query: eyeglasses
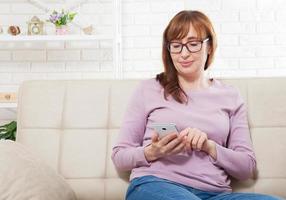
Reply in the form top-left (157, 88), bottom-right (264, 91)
top-left (167, 38), bottom-right (210, 54)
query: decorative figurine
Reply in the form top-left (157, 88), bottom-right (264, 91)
top-left (82, 25), bottom-right (94, 35)
top-left (8, 26), bottom-right (21, 36)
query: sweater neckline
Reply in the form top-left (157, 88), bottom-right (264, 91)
top-left (184, 78), bottom-right (217, 95)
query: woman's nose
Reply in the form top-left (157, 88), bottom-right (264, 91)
top-left (180, 46), bottom-right (191, 58)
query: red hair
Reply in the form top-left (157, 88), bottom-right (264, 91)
top-left (156, 10), bottom-right (217, 104)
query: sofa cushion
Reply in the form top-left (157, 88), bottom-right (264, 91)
top-left (0, 140), bottom-right (77, 200)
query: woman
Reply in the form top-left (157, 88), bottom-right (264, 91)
top-left (112, 10), bottom-right (282, 200)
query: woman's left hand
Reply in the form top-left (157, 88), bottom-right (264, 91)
top-left (181, 127), bottom-right (217, 159)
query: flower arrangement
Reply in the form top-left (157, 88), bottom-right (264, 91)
top-left (48, 9), bottom-right (77, 27)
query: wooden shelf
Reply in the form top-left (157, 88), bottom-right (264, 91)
top-left (0, 34), bottom-right (113, 42)
top-left (0, 92), bottom-right (17, 108)
top-left (0, 92), bottom-right (17, 102)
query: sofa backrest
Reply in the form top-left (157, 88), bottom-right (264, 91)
top-left (16, 79), bottom-right (286, 199)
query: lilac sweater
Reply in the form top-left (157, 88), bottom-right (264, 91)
top-left (111, 78), bottom-right (256, 192)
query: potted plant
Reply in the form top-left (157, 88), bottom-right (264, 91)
top-left (0, 121), bottom-right (17, 141)
top-left (47, 9), bottom-right (77, 35)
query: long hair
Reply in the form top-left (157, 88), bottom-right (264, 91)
top-left (156, 10), bottom-right (217, 104)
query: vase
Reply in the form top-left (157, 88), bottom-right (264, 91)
top-left (55, 25), bottom-right (68, 35)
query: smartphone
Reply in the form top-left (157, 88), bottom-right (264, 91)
top-left (150, 123), bottom-right (178, 138)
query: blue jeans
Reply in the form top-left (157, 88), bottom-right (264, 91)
top-left (126, 175), bottom-right (284, 200)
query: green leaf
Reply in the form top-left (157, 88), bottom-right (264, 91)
top-left (68, 13), bottom-right (77, 22)
top-left (61, 15), bottom-right (68, 25)
top-left (0, 121), bottom-right (17, 141)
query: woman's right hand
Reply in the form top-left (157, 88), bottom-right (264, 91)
top-left (144, 132), bottom-right (186, 162)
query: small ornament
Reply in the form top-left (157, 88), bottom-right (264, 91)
top-left (82, 25), bottom-right (94, 35)
top-left (27, 16), bottom-right (44, 35)
top-left (8, 26), bottom-right (21, 36)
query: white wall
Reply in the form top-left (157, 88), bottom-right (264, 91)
top-left (1, 0), bottom-right (286, 123)
top-left (122, 0), bottom-right (286, 78)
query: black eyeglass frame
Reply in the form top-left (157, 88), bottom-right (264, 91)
top-left (167, 37), bottom-right (210, 54)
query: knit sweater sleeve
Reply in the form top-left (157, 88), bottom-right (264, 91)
top-left (210, 90), bottom-right (257, 180)
top-left (111, 81), bottom-right (151, 171)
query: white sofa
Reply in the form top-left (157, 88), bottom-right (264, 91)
top-left (15, 78), bottom-right (286, 200)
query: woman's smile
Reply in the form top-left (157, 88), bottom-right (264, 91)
top-left (179, 60), bottom-right (194, 67)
